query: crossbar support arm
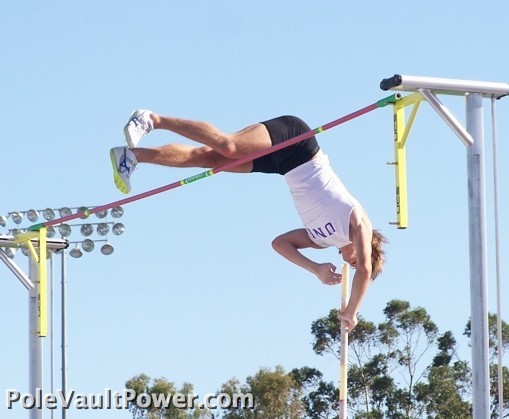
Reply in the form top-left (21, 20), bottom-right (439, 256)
top-left (0, 248), bottom-right (34, 290)
top-left (418, 89), bottom-right (474, 147)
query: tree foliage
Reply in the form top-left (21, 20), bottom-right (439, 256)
top-left (126, 300), bottom-right (509, 418)
top-left (310, 299), bottom-right (475, 418)
top-left (219, 365), bottom-right (304, 418)
top-left (464, 313), bottom-right (509, 417)
top-left (125, 374), bottom-right (208, 418)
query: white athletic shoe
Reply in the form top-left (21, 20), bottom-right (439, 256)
top-left (124, 109), bottom-right (154, 148)
top-left (110, 147), bottom-right (137, 194)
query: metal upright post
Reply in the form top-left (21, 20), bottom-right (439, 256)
top-left (466, 93), bottom-right (490, 419)
top-left (50, 254), bottom-right (55, 419)
top-left (380, 74), bottom-right (509, 418)
top-left (28, 255), bottom-right (43, 419)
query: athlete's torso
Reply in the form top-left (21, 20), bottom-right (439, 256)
top-left (284, 150), bottom-right (364, 248)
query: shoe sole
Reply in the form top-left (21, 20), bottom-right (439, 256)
top-left (110, 149), bottom-right (129, 194)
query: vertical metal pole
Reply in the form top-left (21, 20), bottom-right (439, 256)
top-left (61, 250), bottom-right (68, 419)
top-left (29, 256), bottom-right (43, 419)
top-left (466, 93), bottom-right (490, 419)
top-left (50, 254), bottom-right (54, 419)
top-left (490, 97), bottom-right (504, 419)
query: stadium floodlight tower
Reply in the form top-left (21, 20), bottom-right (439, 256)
top-left (381, 74), bottom-right (509, 419)
top-left (0, 205), bottom-right (125, 419)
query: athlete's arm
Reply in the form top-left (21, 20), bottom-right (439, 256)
top-left (339, 208), bottom-right (373, 330)
top-left (272, 228), bottom-right (342, 285)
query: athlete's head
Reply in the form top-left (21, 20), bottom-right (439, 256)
top-left (339, 229), bottom-right (387, 280)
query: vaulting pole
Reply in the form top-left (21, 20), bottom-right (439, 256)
top-left (28, 94), bottom-right (400, 232)
top-left (339, 263), bottom-right (350, 419)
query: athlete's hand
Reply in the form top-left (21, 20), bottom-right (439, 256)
top-left (315, 263), bottom-right (342, 285)
top-left (338, 310), bottom-right (358, 331)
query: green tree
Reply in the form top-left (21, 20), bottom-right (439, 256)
top-left (125, 374), bottom-right (209, 419)
top-left (290, 366), bottom-right (339, 419)
top-left (380, 299), bottom-right (439, 417)
top-left (218, 377), bottom-right (254, 419)
top-left (413, 332), bottom-right (471, 418)
top-left (126, 303), bottom-right (509, 418)
top-left (310, 299), bottom-right (470, 418)
top-left (464, 313), bottom-right (509, 418)
top-left (219, 366), bottom-right (304, 418)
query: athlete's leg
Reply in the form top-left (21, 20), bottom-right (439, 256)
top-left (151, 114), bottom-right (272, 159)
top-left (133, 144), bottom-right (253, 173)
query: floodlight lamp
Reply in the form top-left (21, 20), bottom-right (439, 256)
top-left (82, 239), bottom-right (95, 252)
top-left (27, 209), bottom-right (39, 222)
top-left (10, 229), bottom-right (22, 236)
top-left (0, 216), bottom-right (7, 227)
top-left (97, 223), bottom-right (109, 236)
top-left (80, 224), bottom-right (94, 237)
top-left (111, 206), bottom-right (124, 218)
top-left (101, 243), bottom-right (114, 255)
top-left (95, 209), bottom-right (108, 219)
top-left (59, 207), bottom-right (72, 217)
top-left (77, 206), bottom-right (90, 219)
top-left (112, 223), bottom-right (125, 236)
top-left (46, 226), bottom-right (56, 238)
top-left (43, 208), bottom-right (56, 221)
top-left (5, 247), bottom-right (16, 259)
top-left (11, 211), bottom-right (23, 224)
top-left (59, 224), bottom-right (72, 237)
top-left (69, 246), bottom-right (83, 258)
top-left (22, 247), bottom-right (29, 257)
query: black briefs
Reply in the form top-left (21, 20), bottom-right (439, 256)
top-left (253, 115), bottom-right (320, 175)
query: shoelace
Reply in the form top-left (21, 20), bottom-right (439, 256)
top-left (119, 149), bottom-right (135, 174)
top-left (132, 115), bottom-right (151, 132)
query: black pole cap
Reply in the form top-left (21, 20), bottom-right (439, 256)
top-left (380, 74), bottom-right (403, 91)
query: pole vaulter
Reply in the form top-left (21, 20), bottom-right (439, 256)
top-left (13, 93), bottom-right (398, 419)
top-left (28, 93), bottom-right (400, 232)
top-left (21, 93), bottom-right (399, 342)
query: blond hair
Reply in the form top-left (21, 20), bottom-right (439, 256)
top-left (371, 230), bottom-right (388, 280)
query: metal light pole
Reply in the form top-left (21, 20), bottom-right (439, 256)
top-left (61, 248), bottom-right (68, 419)
top-left (0, 236), bottom-right (67, 419)
top-left (466, 93), bottom-right (490, 417)
top-left (28, 255), bottom-right (43, 419)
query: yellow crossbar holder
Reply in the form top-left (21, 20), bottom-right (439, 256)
top-left (14, 228), bottom-right (48, 337)
top-left (388, 92), bottom-right (424, 229)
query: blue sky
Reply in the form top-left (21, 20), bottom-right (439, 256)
top-left (2, 1), bottom-right (509, 417)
